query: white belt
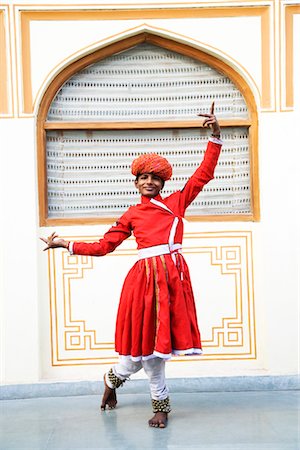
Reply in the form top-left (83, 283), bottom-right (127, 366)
top-left (138, 243), bottom-right (182, 260)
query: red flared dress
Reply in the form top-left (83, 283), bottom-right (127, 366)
top-left (72, 139), bottom-right (222, 361)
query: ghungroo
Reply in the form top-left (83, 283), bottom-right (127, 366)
top-left (152, 397), bottom-right (171, 413)
top-left (107, 368), bottom-right (124, 389)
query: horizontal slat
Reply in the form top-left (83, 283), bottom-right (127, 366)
top-left (44, 119), bottom-right (251, 130)
top-left (47, 43), bottom-right (249, 122)
top-left (46, 127), bottom-right (251, 218)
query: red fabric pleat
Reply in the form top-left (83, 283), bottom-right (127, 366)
top-left (115, 254), bottom-right (202, 359)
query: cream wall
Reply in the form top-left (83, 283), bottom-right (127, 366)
top-left (0, 1), bottom-right (299, 385)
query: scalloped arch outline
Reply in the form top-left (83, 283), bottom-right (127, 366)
top-left (35, 23), bottom-right (260, 117)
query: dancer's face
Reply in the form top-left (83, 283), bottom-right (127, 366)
top-left (135, 173), bottom-right (164, 198)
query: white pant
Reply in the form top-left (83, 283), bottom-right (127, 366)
top-left (107, 356), bottom-right (169, 401)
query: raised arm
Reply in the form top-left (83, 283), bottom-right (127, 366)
top-left (198, 101), bottom-right (221, 138)
top-left (176, 102), bottom-right (222, 214)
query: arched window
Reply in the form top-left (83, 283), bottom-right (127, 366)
top-left (37, 33), bottom-right (259, 226)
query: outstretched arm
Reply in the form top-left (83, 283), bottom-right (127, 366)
top-left (40, 232), bottom-right (69, 251)
top-left (40, 213), bottom-right (132, 256)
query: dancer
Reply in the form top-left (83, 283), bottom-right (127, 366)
top-left (41, 102), bottom-right (222, 428)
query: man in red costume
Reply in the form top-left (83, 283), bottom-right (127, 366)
top-left (41, 103), bottom-right (222, 428)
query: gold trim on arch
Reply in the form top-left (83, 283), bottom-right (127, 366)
top-left (17, 5), bottom-right (273, 115)
top-left (282, 4), bottom-right (300, 110)
top-left (48, 231), bottom-right (256, 366)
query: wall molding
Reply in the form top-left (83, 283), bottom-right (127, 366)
top-left (15, 3), bottom-right (274, 116)
top-left (0, 6), bottom-right (13, 116)
top-left (280, 3), bottom-right (300, 110)
top-left (1, 375), bottom-right (299, 400)
top-left (3, 1), bottom-right (299, 117)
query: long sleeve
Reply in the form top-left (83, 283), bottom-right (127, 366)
top-left (72, 211), bottom-right (132, 256)
top-left (177, 138), bottom-right (222, 214)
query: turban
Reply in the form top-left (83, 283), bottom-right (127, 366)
top-left (131, 153), bottom-right (172, 181)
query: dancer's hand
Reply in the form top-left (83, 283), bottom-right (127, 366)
top-left (197, 101), bottom-right (221, 138)
top-left (40, 232), bottom-right (69, 251)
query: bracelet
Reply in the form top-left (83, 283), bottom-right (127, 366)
top-left (211, 133), bottom-right (221, 138)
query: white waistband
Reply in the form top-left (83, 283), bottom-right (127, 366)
top-left (138, 243), bottom-right (182, 260)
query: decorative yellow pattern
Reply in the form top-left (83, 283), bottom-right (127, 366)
top-left (48, 231), bottom-right (256, 366)
top-left (13, 3), bottom-right (273, 115)
top-left (62, 251), bottom-right (115, 351)
top-left (1, 2), bottom-right (299, 117)
top-left (199, 246), bottom-right (244, 347)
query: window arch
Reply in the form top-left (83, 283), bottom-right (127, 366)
top-left (37, 33), bottom-right (259, 226)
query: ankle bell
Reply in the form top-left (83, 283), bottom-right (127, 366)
top-left (152, 397), bottom-right (171, 413)
top-left (107, 368), bottom-right (125, 389)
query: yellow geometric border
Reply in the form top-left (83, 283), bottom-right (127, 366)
top-left (61, 252), bottom-right (114, 350)
top-left (172, 231), bottom-right (256, 362)
top-left (16, 4), bottom-right (273, 115)
top-left (48, 231), bottom-right (256, 366)
top-left (191, 246), bottom-right (244, 348)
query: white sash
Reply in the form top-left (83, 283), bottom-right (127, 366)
top-left (142, 199), bottom-right (182, 265)
top-left (138, 243), bottom-right (182, 260)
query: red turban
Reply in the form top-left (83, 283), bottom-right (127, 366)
top-left (131, 153), bottom-right (172, 181)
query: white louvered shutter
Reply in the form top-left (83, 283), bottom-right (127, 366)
top-left (46, 43), bottom-right (251, 218)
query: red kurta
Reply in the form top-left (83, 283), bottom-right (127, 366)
top-left (72, 140), bottom-right (222, 361)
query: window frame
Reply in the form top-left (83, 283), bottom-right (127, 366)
top-left (37, 32), bottom-right (259, 226)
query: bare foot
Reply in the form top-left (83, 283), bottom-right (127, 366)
top-left (148, 412), bottom-right (168, 428)
top-left (100, 375), bottom-right (117, 410)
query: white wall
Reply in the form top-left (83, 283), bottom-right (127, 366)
top-left (1, 119), bottom-right (40, 383)
top-left (0, 1), bottom-right (299, 385)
